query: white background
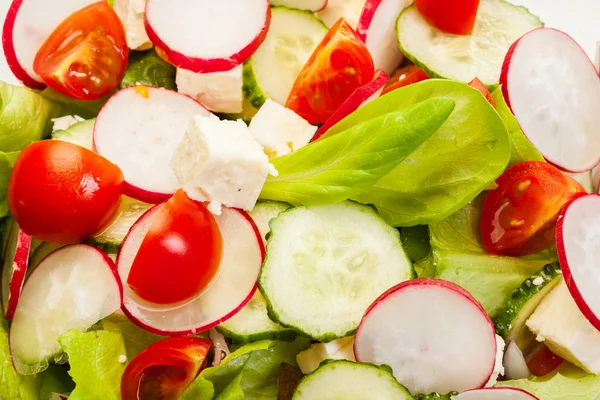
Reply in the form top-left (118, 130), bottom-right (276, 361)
top-left (0, 0), bottom-right (597, 84)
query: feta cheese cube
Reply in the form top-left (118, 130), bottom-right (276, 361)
top-left (526, 279), bottom-right (600, 373)
top-left (296, 336), bottom-right (355, 374)
top-left (114, 0), bottom-right (152, 51)
top-left (171, 115), bottom-right (277, 214)
top-left (51, 115), bottom-right (82, 132)
top-left (249, 99), bottom-right (317, 158)
top-left (176, 66), bottom-right (244, 114)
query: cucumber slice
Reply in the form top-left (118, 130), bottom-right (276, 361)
top-left (87, 196), bottom-right (151, 254)
top-left (243, 7), bottom-right (327, 107)
top-left (396, 0), bottom-right (543, 87)
top-left (259, 201), bottom-right (413, 342)
top-left (216, 201), bottom-right (294, 343)
top-left (51, 118), bottom-right (95, 150)
top-left (493, 262), bottom-right (562, 348)
top-left (28, 242), bottom-right (64, 271)
top-left (292, 360), bottom-right (413, 400)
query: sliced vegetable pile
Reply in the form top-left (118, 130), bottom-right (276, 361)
top-left (0, 0), bottom-right (598, 399)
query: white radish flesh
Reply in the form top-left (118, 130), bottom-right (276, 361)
top-left (10, 245), bottom-right (122, 375)
top-left (1, 220), bottom-right (30, 320)
top-left (145, 0), bottom-right (270, 73)
top-left (2, 0), bottom-right (98, 88)
top-left (501, 28), bottom-right (600, 172)
top-left (118, 205), bottom-right (264, 335)
top-left (93, 86), bottom-right (210, 203)
top-left (313, 69), bottom-right (388, 140)
top-left (269, 0), bottom-right (327, 12)
top-left (356, 0), bottom-right (411, 74)
top-left (556, 194), bottom-right (600, 330)
top-left (354, 278), bottom-right (497, 395)
top-left (454, 388), bottom-right (539, 400)
top-left (503, 340), bottom-right (531, 380)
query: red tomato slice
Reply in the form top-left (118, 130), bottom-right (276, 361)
top-left (121, 336), bottom-right (211, 400)
top-left (414, 0), bottom-right (480, 35)
top-left (382, 65), bottom-right (429, 95)
top-left (480, 161), bottom-right (586, 256)
top-left (285, 18), bottom-right (374, 124)
top-left (127, 190), bottom-right (222, 305)
top-left (33, 2), bottom-right (128, 100)
top-left (525, 342), bottom-right (563, 376)
top-left (468, 77), bottom-right (494, 106)
top-left (8, 140), bottom-right (124, 244)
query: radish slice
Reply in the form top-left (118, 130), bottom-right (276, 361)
top-left (503, 340), bottom-right (531, 380)
top-left (454, 388), bottom-right (539, 400)
top-left (2, 0), bottom-right (98, 88)
top-left (500, 28), bottom-right (600, 172)
top-left (313, 69), bottom-right (388, 140)
top-left (269, 0), bottom-right (328, 12)
top-left (354, 278), bottom-right (497, 395)
top-left (145, 0), bottom-right (270, 73)
top-left (9, 245), bottom-right (122, 375)
top-left (118, 205), bottom-right (264, 335)
top-left (556, 194), bottom-right (600, 330)
top-left (356, 0), bottom-right (410, 74)
top-left (1, 220), bottom-right (30, 320)
top-left (94, 86), bottom-right (210, 204)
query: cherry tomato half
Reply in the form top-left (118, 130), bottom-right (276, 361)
top-left (8, 140), bottom-right (124, 244)
top-left (33, 1), bottom-right (128, 100)
top-left (285, 18), bottom-right (374, 124)
top-left (525, 342), bottom-right (563, 377)
top-left (382, 65), bottom-right (429, 95)
top-left (414, 0), bottom-right (480, 35)
top-left (121, 336), bottom-right (211, 400)
top-left (480, 161), bottom-right (586, 256)
top-left (468, 77), bottom-right (494, 106)
top-left (127, 190), bottom-right (222, 305)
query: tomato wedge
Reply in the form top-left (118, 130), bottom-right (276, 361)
top-left (8, 140), bottom-right (124, 244)
top-left (33, 2), bottom-right (128, 100)
top-left (414, 0), bottom-right (480, 35)
top-left (525, 342), bottom-right (563, 377)
top-left (480, 161), bottom-right (586, 257)
top-left (127, 190), bottom-right (222, 305)
top-left (121, 337), bottom-right (211, 400)
top-left (285, 18), bottom-right (374, 124)
top-left (468, 77), bottom-right (494, 106)
top-left (382, 65), bottom-right (428, 95)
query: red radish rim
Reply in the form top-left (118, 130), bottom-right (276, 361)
top-left (3, 227), bottom-right (31, 320)
top-left (1, 0), bottom-right (46, 89)
top-left (556, 194), bottom-right (600, 330)
top-left (313, 69), bottom-right (388, 140)
top-left (118, 205), bottom-right (264, 336)
top-left (144, 3), bottom-right (271, 73)
top-left (354, 278), bottom-right (496, 390)
top-left (458, 387), bottom-right (540, 399)
top-left (355, 0), bottom-right (382, 42)
top-left (500, 28), bottom-right (600, 173)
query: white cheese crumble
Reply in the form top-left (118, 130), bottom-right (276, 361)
top-left (113, 0), bottom-right (153, 51)
top-left (176, 66), bottom-right (244, 114)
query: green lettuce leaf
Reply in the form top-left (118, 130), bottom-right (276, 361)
top-left (499, 364), bottom-right (600, 400)
top-left (430, 196), bottom-right (555, 317)
top-left (120, 49), bottom-right (177, 90)
top-left (400, 225), bottom-right (430, 263)
top-left (102, 313), bottom-right (166, 359)
top-left (38, 88), bottom-right (108, 120)
top-left (58, 324), bottom-right (128, 400)
top-left (259, 98), bottom-right (455, 206)
top-left (0, 151), bottom-right (20, 218)
top-left (491, 87), bottom-right (544, 166)
top-left (181, 338), bottom-right (310, 400)
top-left (0, 82), bottom-right (64, 152)
top-left (38, 366), bottom-right (75, 400)
top-left (319, 79), bottom-right (510, 227)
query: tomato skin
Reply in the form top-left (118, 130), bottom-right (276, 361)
top-left (121, 336), bottom-right (211, 400)
top-left (8, 140), bottom-right (123, 244)
top-left (127, 190), bottom-right (222, 305)
top-left (285, 18), bottom-right (374, 124)
top-left (480, 161), bottom-right (586, 256)
top-left (414, 0), bottom-right (480, 35)
top-left (468, 77), bottom-right (494, 106)
top-left (382, 65), bottom-right (429, 94)
top-left (525, 342), bottom-right (563, 376)
top-left (33, 2), bottom-right (128, 101)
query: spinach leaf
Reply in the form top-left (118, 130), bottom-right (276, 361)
top-left (321, 79), bottom-right (510, 227)
top-left (259, 97), bottom-right (455, 206)
top-left (120, 49), bottom-right (176, 91)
